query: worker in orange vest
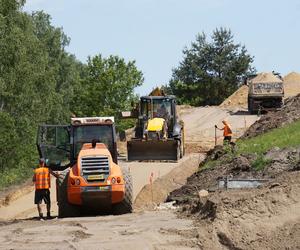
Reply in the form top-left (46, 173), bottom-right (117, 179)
top-left (215, 120), bottom-right (233, 145)
top-left (32, 158), bottom-right (59, 220)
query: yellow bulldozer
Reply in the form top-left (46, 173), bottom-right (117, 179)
top-left (123, 88), bottom-right (185, 161)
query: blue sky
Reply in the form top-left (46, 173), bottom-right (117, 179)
top-left (24, 0), bottom-right (300, 95)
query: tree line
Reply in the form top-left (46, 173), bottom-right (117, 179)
top-left (0, 0), bottom-right (254, 187)
top-left (168, 28), bottom-right (254, 106)
top-left (0, 0), bottom-right (143, 187)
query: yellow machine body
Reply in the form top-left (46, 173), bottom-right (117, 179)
top-left (147, 118), bottom-right (165, 132)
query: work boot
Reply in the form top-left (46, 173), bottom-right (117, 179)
top-left (39, 213), bottom-right (44, 221)
top-left (46, 212), bottom-right (51, 219)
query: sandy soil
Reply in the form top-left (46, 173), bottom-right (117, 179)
top-left (175, 172), bottom-right (300, 250)
top-left (0, 178), bottom-right (57, 220)
top-left (168, 103), bottom-right (300, 250)
top-left (0, 106), bottom-right (259, 249)
top-left (220, 85), bottom-right (249, 109)
top-left (284, 71), bottom-right (300, 98)
top-left (0, 211), bottom-right (201, 250)
top-left (122, 158), bottom-right (188, 201)
top-left (182, 106), bottom-right (259, 151)
top-left (134, 154), bottom-right (205, 210)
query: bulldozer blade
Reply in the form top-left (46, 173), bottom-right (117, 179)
top-left (127, 139), bottom-right (179, 161)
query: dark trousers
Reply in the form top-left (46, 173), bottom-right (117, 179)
top-left (223, 136), bottom-right (232, 145)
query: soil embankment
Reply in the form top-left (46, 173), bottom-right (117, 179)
top-left (169, 169), bottom-right (300, 249)
top-left (243, 94), bottom-right (300, 138)
top-left (168, 96), bottom-right (300, 249)
top-left (134, 153), bottom-right (205, 210)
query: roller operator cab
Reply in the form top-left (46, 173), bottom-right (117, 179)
top-left (37, 117), bottom-right (133, 217)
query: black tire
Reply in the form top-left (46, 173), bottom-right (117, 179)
top-left (180, 139), bottom-right (184, 158)
top-left (248, 97), bottom-right (252, 114)
top-left (176, 141), bottom-right (181, 161)
top-left (179, 125), bottom-right (185, 158)
top-left (113, 168), bottom-right (133, 215)
top-left (248, 98), bottom-right (255, 114)
top-left (56, 169), bottom-right (80, 218)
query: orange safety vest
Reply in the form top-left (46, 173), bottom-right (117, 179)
top-left (34, 167), bottom-right (50, 190)
top-left (223, 125), bottom-right (232, 137)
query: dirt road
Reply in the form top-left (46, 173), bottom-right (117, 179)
top-left (0, 106), bottom-right (258, 249)
top-left (0, 155), bottom-right (199, 220)
top-left (0, 211), bottom-right (201, 250)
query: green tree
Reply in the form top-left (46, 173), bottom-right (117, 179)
top-left (170, 28), bottom-right (254, 106)
top-left (0, 0), bottom-right (55, 174)
top-left (0, 0), bottom-right (143, 188)
top-left (0, 0), bottom-right (83, 187)
top-left (73, 55), bottom-right (143, 129)
top-left (31, 11), bottom-right (84, 123)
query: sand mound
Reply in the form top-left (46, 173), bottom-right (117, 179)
top-left (284, 71), bottom-right (300, 97)
top-left (220, 85), bottom-right (248, 109)
top-left (177, 105), bottom-right (193, 117)
top-left (220, 72), bottom-right (287, 109)
top-left (284, 71), bottom-right (300, 83)
top-left (251, 72), bottom-right (282, 83)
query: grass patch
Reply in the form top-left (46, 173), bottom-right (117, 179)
top-left (251, 155), bottom-right (272, 171)
top-left (200, 119), bottom-right (300, 172)
top-left (237, 119), bottom-right (300, 155)
top-left (200, 159), bottom-right (220, 170)
top-left (0, 166), bottom-right (33, 191)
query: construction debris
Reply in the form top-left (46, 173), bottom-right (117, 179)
top-left (155, 201), bottom-right (177, 211)
top-left (198, 189), bottom-right (209, 198)
top-left (218, 178), bottom-right (269, 189)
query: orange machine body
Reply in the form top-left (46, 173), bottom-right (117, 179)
top-left (65, 143), bottom-right (125, 207)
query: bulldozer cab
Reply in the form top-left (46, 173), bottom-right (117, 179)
top-left (140, 96), bottom-right (176, 131)
top-left (37, 118), bottom-right (118, 170)
top-left (128, 94), bottom-right (184, 161)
